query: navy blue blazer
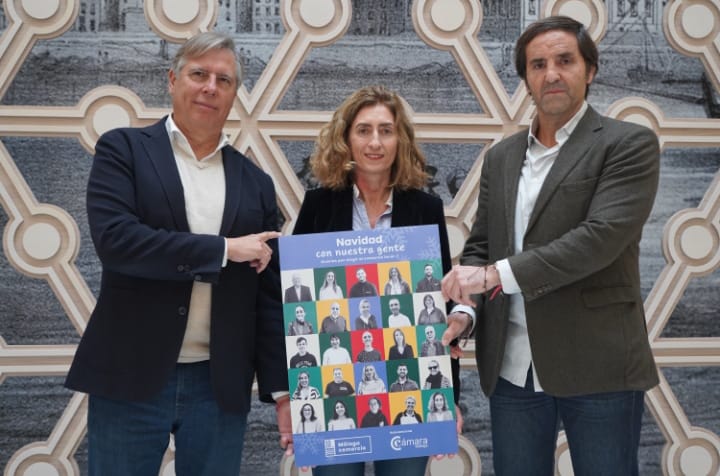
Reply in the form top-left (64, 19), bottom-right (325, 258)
top-left (66, 118), bottom-right (286, 414)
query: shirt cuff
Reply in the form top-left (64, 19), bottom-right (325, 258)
top-left (495, 258), bottom-right (520, 294)
top-left (449, 304), bottom-right (476, 337)
top-left (272, 391), bottom-right (290, 402)
top-left (222, 238), bottom-right (228, 268)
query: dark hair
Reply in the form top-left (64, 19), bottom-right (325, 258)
top-left (300, 403), bottom-right (317, 422)
top-left (514, 16), bottom-right (598, 98)
top-left (332, 399), bottom-right (348, 419)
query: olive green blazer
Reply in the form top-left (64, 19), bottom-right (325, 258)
top-left (462, 106), bottom-right (660, 397)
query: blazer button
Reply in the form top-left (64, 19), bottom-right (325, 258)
top-left (178, 306), bottom-right (187, 316)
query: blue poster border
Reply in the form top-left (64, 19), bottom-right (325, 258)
top-left (279, 225), bottom-right (458, 467)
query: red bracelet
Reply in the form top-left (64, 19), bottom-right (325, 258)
top-left (485, 264), bottom-right (502, 300)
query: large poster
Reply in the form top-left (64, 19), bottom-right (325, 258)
top-left (279, 225), bottom-right (458, 466)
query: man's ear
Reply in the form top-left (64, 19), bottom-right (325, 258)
top-left (168, 69), bottom-right (176, 94)
top-left (586, 65), bottom-right (597, 85)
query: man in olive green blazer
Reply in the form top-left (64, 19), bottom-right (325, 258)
top-left (442, 16), bottom-right (659, 476)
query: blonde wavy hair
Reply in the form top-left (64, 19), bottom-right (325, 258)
top-left (310, 85), bottom-right (428, 190)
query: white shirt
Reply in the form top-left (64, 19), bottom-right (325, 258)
top-left (494, 102), bottom-right (589, 391)
top-left (352, 184), bottom-right (393, 230)
top-left (165, 115), bottom-right (228, 363)
top-left (388, 313), bottom-right (412, 327)
top-left (322, 346), bottom-right (352, 365)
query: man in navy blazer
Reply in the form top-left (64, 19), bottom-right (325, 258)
top-left (66, 32), bottom-right (290, 475)
top-left (284, 273), bottom-right (314, 302)
top-left (442, 16), bottom-right (659, 476)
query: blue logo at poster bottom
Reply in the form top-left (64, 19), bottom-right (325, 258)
top-left (324, 436), bottom-right (372, 457)
top-left (389, 433), bottom-right (429, 451)
top-left (295, 422), bottom-right (457, 466)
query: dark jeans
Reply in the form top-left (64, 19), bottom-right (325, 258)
top-left (88, 361), bottom-right (248, 476)
top-left (312, 457), bottom-right (429, 476)
top-left (490, 375), bottom-right (644, 476)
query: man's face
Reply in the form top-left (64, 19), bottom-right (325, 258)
top-left (362, 332), bottom-right (373, 345)
top-left (369, 399), bottom-right (380, 412)
top-left (356, 268), bottom-right (367, 282)
top-left (425, 327), bottom-right (435, 341)
top-left (333, 368), bottom-right (343, 382)
top-left (523, 29), bottom-right (595, 126)
top-left (330, 336), bottom-right (340, 348)
top-left (292, 275), bottom-right (302, 286)
top-left (168, 48), bottom-right (237, 142)
top-left (359, 300), bottom-right (371, 316)
top-left (397, 365), bottom-right (407, 378)
top-left (405, 397), bottom-right (416, 410)
top-left (295, 307), bottom-right (305, 322)
top-left (389, 299), bottom-right (400, 315)
top-left (424, 265), bottom-right (433, 277)
top-left (428, 361), bottom-right (439, 374)
top-left (330, 303), bottom-right (340, 317)
top-left (297, 339), bottom-right (307, 354)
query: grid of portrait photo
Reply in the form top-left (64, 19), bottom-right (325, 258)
top-left (282, 259), bottom-right (457, 436)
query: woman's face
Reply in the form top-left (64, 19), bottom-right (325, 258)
top-left (326, 271), bottom-right (335, 283)
top-left (364, 366), bottom-right (375, 378)
top-left (298, 373), bottom-right (309, 387)
top-left (335, 402), bottom-right (346, 416)
top-left (390, 267), bottom-right (398, 278)
top-left (434, 394), bottom-right (445, 409)
top-left (302, 405), bottom-right (313, 418)
top-left (394, 330), bottom-right (404, 344)
top-left (424, 295), bottom-right (434, 308)
top-left (348, 104), bottom-right (397, 182)
top-left (295, 306), bottom-right (305, 322)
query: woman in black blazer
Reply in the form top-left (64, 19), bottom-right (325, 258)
top-left (293, 85), bottom-right (460, 476)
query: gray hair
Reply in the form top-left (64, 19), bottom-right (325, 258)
top-left (172, 31), bottom-right (243, 87)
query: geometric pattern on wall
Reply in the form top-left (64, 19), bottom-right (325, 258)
top-left (0, 0), bottom-right (717, 474)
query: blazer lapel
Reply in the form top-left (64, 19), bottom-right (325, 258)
top-left (391, 190), bottom-right (420, 227)
top-left (219, 146), bottom-right (243, 236)
top-left (328, 188), bottom-right (354, 231)
top-left (526, 107), bottom-right (602, 234)
top-left (141, 119), bottom-right (190, 232)
top-left (502, 135), bottom-right (527, 246)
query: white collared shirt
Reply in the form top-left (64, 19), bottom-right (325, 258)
top-left (165, 115), bottom-right (228, 363)
top-left (493, 102), bottom-right (589, 391)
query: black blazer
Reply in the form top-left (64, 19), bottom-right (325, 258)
top-left (65, 119), bottom-right (287, 414)
top-left (293, 187), bottom-right (460, 402)
top-left (285, 285), bottom-right (313, 303)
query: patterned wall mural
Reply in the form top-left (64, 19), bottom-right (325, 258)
top-left (0, 0), bottom-right (718, 475)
